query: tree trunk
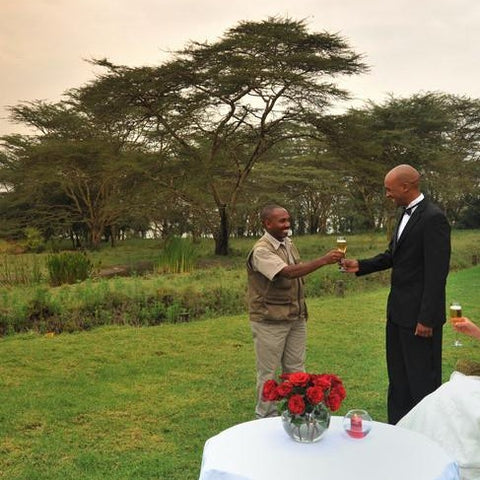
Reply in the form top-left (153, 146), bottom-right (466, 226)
top-left (69, 230), bottom-right (76, 249)
top-left (89, 224), bottom-right (103, 249)
top-left (214, 204), bottom-right (230, 255)
top-left (309, 214), bottom-right (319, 234)
top-left (109, 225), bottom-right (116, 247)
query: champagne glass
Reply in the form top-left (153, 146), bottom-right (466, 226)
top-left (336, 236), bottom-right (347, 271)
top-left (450, 301), bottom-right (462, 347)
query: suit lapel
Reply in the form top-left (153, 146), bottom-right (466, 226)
top-left (392, 213), bottom-right (403, 252)
top-left (395, 199), bottom-right (427, 250)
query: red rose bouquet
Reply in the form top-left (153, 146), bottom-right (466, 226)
top-left (262, 372), bottom-right (346, 417)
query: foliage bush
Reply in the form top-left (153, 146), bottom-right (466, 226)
top-left (157, 237), bottom-right (198, 273)
top-left (22, 227), bottom-right (46, 253)
top-left (0, 253), bottom-right (43, 287)
top-left (0, 231), bottom-right (478, 336)
top-left (47, 251), bottom-right (93, 286)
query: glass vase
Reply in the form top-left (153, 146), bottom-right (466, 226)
top-left (281, 405), bottom-right (331, 443)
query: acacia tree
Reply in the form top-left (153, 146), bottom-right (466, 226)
top-left (78, 17), bottom-right (367, 254)
top-left (1, 100), bottom-right (158, 247)
top-left (242, 132), bottom-right (344, 234)
top-left (317, 92), bottom-right (480, 232)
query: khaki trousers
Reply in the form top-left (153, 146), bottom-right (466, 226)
top-left (250, 319), bottom-right (306, 418)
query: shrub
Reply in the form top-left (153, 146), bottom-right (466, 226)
top-left (157, 237), bottom-right (197, 273)
top-left (47, 252), bottom-right (93, 286)
top-left (22, 227), bottom-right (46, 253)
top-left (0, 254), bottom-right (44, 287)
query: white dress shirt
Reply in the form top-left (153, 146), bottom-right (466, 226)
top-left (397, 193), bottom-right (424, 239)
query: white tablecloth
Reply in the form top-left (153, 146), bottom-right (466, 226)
top-left (199, 416), bottom-right (459, 480)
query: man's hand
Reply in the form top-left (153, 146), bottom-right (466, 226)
top-left (323, 249), bottom-right (344, 265)
top-left (340, 258), bottom-right (359, 273)
top-left (415, 323), bottom-right (433, 338)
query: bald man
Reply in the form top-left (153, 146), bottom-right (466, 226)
top-left (343, 164), bottom-right (451, 424)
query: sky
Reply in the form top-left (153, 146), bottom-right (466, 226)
top-left (1, 0), bottom-right (480, 136)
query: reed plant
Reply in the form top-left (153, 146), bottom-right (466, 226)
top-left (46, 251), bottom-right (93, 286)
top-left (157, 237), bottom-right (198, 273)
top-left (0, 253), bottom-right (44, 286)
top-left (0, 230), bottom-right (478, 336)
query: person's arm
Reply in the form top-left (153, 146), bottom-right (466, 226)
top-left (416, 212), bottom-right (451, 329)
top-left (341, 245), bottom-right (394, 275)
top-left (279, 249), bottom-right (343, 279)
top-left (453, 317), bottom-right (480, 340)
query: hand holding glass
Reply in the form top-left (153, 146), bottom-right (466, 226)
top-left (336, 236), bottom-right (347, 271)
top-left (450, 302), bottom-right (462, 347)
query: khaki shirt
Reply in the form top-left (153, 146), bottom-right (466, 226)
top-left (251, 232), bottom-right (295, 281)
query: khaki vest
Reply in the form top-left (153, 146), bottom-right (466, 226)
top-left (246, 236), bottom-right (307, 322)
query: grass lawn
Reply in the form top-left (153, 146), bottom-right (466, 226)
top-left (0, 266), bottom-right (479, 479)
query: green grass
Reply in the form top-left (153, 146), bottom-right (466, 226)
top-left (2, 229), bottom-right (479, 282)
top-left (0, 266), bottom-right (479, 479)
top-left (1, 230), bottom-right (479, 335)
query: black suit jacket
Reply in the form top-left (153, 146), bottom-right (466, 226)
top-left (357, 199), bottom-right (451, 328)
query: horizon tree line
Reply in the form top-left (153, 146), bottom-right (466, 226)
top-left (1, 17), bottom-right (479, 254)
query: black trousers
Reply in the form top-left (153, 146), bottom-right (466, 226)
top-left (386, 320), bottom-right (443, 425)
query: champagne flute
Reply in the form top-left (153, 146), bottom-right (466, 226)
top-left (450, 301), bottom-right (462, 347)
top-left (336, 236), bottom-right (347, 271)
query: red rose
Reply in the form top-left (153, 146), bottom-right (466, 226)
top-left (328, 374), bottom-right (343, 387)
top-left (277, 381), bottom-right (294, 397)
top-left (262, 379), bottom-right (279, 401)
top-left (311, 374), bottom-right (331, 390)
top-left (325, 392), bottom-right (342, 412)
top-left (288, 394), bottom-right (306, 415)
top-left (287, 372), bottom-right (311, 387)
top-left (306, 386), bottom-right (324, 405)
top-left (331, 383), bottom-right (346, 400)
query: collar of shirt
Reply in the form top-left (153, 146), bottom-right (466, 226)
top-left (397, 193), bottom-right (424, 240)
top-left (405, 193), bottom-right (424, 213)
top-left (264, 231), bottom-right (289, 251)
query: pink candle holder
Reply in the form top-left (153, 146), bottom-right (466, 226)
top-left (343, 409), bottom-right (372, 439)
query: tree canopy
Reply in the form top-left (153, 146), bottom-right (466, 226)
top-left (1, 18), bottom-right (479, 251)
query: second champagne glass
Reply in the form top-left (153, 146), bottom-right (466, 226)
top-left (450, 301), bottom-right (463, 347)
top-left (336, 236), bottom-right (347, 271)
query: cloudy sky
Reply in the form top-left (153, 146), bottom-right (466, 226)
top-left (1, 0), bottom-right (479, 136)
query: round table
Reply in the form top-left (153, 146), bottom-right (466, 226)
top-left (198, 416), bottom-right (459, 480)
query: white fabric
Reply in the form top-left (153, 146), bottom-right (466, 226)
top-left (199, 416), bottom-right (459, 480)
top-left (398, 372), bottom-right (480, 480)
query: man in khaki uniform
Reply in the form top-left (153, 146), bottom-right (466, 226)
top-left (247, 205), bottom-right (343, 418)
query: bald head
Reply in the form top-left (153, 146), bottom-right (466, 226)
top-left (384, 164), bottom-right (421, 207)
top-left (385, 164), bottom-right (420, 187)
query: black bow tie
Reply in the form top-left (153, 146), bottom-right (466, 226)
top-left (403, 206), bottom-right (413, 216)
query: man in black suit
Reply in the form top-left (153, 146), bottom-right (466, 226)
top-left (343, 164), bottom-right (451, 424)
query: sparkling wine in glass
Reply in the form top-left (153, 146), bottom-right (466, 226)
top-left (336, 236), bottom-right (347, 271)
top-left (450, 301), bottom-right (462, 347)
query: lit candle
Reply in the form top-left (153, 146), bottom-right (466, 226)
top-left (349, 414), bottom-right (363, 437)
